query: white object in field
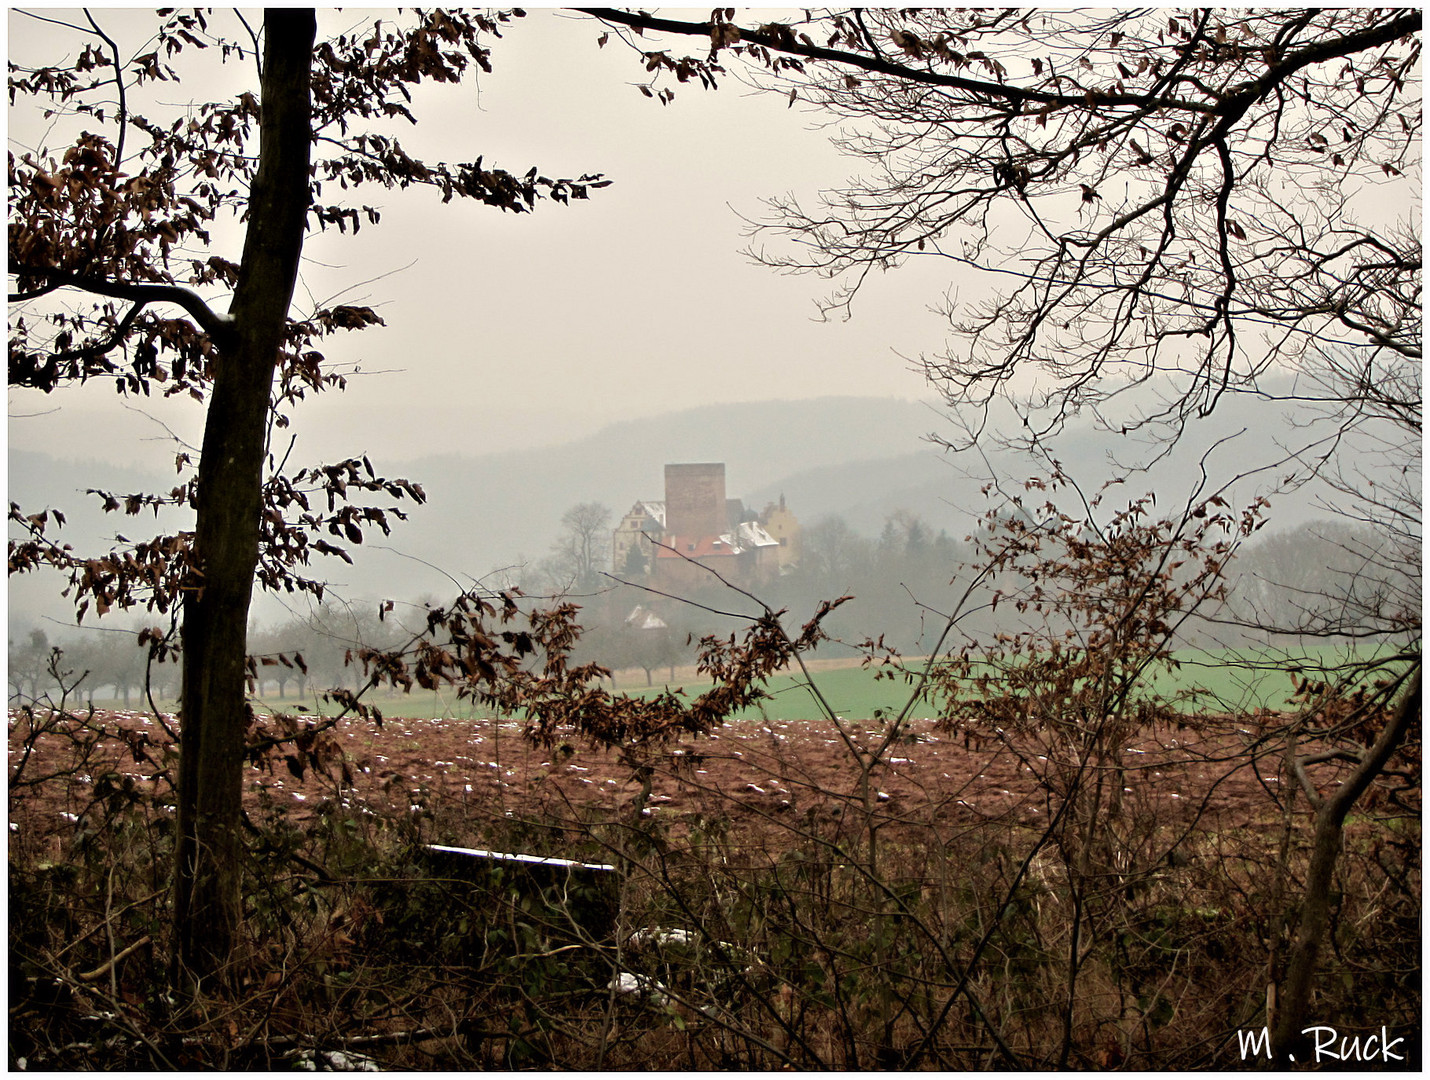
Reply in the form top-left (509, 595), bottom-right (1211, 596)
top-left (608, 970), bottom-right (671, 1006)
top-left (426, 843), bottom-right (615, 872)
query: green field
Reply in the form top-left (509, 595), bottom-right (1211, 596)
top-left (200, 643), bottom-right (1403, 724)
top-left (618, 644), bottom-right (1403, 723)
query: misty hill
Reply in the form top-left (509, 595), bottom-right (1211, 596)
top-left (363, 396), bottom-right (953, 593)
top-left (739, 387), bottom-right (1341, 541)
top-left (745, 452), bottom-right (975, 538)
top-left (9, 393), bottom-right (1348, 632)
top-left (9, 447), bottom-right (197, 636)
top-left (10, 398), bottom-right (948, 626)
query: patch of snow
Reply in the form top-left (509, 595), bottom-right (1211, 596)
top-left (608, 971), bottom-right (671, 1006)
top-left (291, 1049), bottom-right (381, 1072)
top-left (630, 927), bottom-right (693, 948)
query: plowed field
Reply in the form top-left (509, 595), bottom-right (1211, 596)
top-left (11, 706), bottom-right (1343, 857)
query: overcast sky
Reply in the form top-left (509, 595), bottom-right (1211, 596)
top-left (8, 9), bottom-right (1419, 638)
top-left (8, 8), bottom-right (955, 468)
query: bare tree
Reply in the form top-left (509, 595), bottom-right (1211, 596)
top-left (9, 8), bottom-right (608, 982)
top-left (581, 9), bottom-right (1421, 1063)
top-left (579, 5), bottom-right (1422, 637)
top-left (8, 628), bottom-right (53, 701)
top-left (586, 8), bottom-right (1419, 444)
top-left (548, 502), bottom-right (613, 595)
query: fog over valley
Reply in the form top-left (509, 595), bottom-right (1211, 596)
top-left (9, 389), bottom-right (1384, 643)
top-left (6, 11), bottom-right (1416, 1064)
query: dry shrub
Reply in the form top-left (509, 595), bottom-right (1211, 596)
top-left (9, 690), bottom-right (1419, 1069)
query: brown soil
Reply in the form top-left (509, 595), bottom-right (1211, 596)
top-left (10, 706), bottom-right (1341, 857)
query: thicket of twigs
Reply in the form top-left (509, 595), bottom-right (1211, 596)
top-left (9, 674), bottom-right (1417, 1068)
top-left (9, 493), bottom-right (1419, 1069)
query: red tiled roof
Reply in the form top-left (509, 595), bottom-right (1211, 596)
top-left (655, 535), bottom-right (740, 559)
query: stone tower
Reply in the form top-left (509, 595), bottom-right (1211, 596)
top-left (664, 463), bottom-right (727, 542)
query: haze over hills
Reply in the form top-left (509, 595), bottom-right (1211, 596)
top-left (295, 396), bottom-right (961, 604)
top-left (9, 393), bottom-right (1350, 634)
top-left (9, 397), bottom-right (942, 629)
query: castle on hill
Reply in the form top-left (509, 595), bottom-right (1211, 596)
top-left (612, 463), bottom-right (800, 590)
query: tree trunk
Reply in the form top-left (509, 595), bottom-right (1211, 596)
top-left (174, 8), bottom-right (316, 985)
top-left (1270, 667), bottom-right (1420, 1063)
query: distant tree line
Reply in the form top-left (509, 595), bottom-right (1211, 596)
top-left (541, 505), bottom-right (1416, 672)
top-left (8, 623), bottom-right (175, 707)
top-left (10, 513), bottom-right (1410, 708)
top-left (9, 602), bottom-right (407, 708)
